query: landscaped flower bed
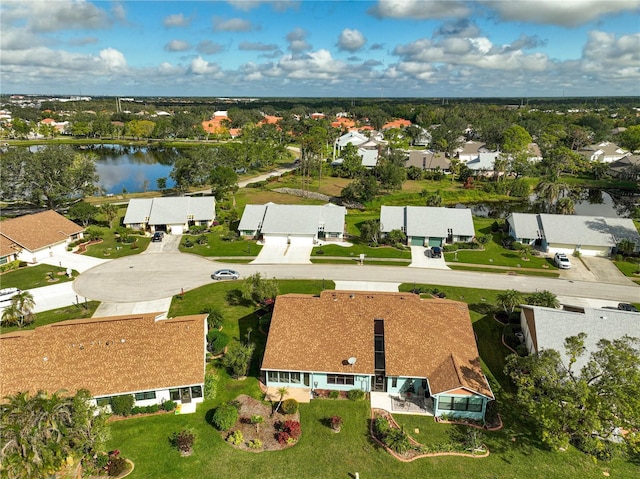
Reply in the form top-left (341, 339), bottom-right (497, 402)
top-left (213, 395), bottom-right (301, 452)
top-left (370, 409), bottom-right (489, 462)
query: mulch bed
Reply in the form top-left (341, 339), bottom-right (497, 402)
top-left (221, 394), bottom-right (300, 452)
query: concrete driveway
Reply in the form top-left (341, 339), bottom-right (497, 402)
top-left (557, 256), bottom-right (596, 282)
top-left (38, 251), bottom-right (109, 273)
top-left (409, 246), bottom-right (450, 270)
top-left (144, 234), bottom-right (182, 253)
top-left (28, 283), bottom-right (82, 313)
top-left (251, 243), bottom-right (312, 264)
top-left (581, 256), bottom-right (636, 285)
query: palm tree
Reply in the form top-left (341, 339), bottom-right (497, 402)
top-left (617, 238), bottom-right (636, 257)
top-left (274, 387), bottom-right (288, 416)
top-left (1, 291), bottom-right (35, 328)
top-left (101, 203), bottom-right (119, 228)
top-left (496, 289), bottom-right (523, 314)
top-left (535, 174), bottom-right (570, 213)
top-left (556, 196), bottom-right (575, 215)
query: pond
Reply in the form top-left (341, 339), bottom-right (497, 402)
top-left (456, 189), bottom-right (636, 218)
top-left (82, 144), bottom-right (179, 195)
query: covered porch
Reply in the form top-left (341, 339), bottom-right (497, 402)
top-left (263, 386), bottom-right (312, 403)
top-left (370, 392), bottom-right (434, 415)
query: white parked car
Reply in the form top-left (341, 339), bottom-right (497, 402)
top-left (211, 269), bottom-right (240, 280)
top-left (553, 253), bottom-right (572, 269)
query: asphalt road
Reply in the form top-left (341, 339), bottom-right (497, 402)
top-left (73, 252), bottom-right (640, 303)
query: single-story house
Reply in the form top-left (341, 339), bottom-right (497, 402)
top-left (578, 141), bottom-right (630, 163)
top-left (405, 150), bottom-right (450, 172)
top-left (0, 210), bottom-right (84, 264)
top-left (262, 291), bottom-right (494, 420)
top-left (332, 148), bottom-right (379, 168)
top-left (466, 152), bottom-right (501, 176)
top-left (0, 235), bottom-right (19, 266)
top-left (380, 206), bottom-right (475, 247)
top-left (506, 213), bottom-right (545, 246)
top-left (608, 155), bottom-right (640, 181)
top-left (520, 305), bottom-right (639, 371)
top-left (238, 203), bottom-right (346, 245)
top-left (506, 212), bottom-right (640, 256)
top-left (456, 141), bottom-right (491, 163)
top-left (0, 313), bottom-right (208, 409)
top-left (123, 197), bottom-right (216, 235)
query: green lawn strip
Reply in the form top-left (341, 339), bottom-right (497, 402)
top-left (613, 259), bottom-right (640, 277)
top-left (311, 259), bottom-right (411, 266)
top-left (446, 265), bottom-right (560, 278)
top-left (178, 226), bottom-right (262, 256)
top-left (0, 301), bottom-right (100, 335)
top-left (0, 264), bottom-right (78, 290)
top-left (312, 243), bottom-right (411, 259)
top-left (83, 234), bottom-right (150, 259)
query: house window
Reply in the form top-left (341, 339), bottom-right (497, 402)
top-left (327, 374), bottom-right (355, 385)
top-left (134, 391), bottom-right (156, 401)
top-left (191, 386), bottom-right (203, 398)
top-left (290, 372), bottom-right (301, 384)
top-left (438, 396), bottom-right (484, 412)
top-left (391, 377), bottom-right (397, 388)
top-left (96, 397), bottom-right (110, 407)
top-left (278, 371), bottom-right (290, 383)
top-left (170, 389), bottom-right (180, 401)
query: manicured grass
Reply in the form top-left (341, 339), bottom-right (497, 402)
top-left (311, 259), bottom-right (411, 266)
top-left (83, 210), bottom-right (151, 259)
top-left (447, 265), bottom-right (560, 278)
top-left (613, 259), bottom-right (640, 277)
top-left (0, 264), bottom-right (78, 290)
top-left (0, 301), bottom-right (99, 335)
top-left (312, 243), bottom-right (411, 259)
top-left (179, 226), bottom-right (262, 256)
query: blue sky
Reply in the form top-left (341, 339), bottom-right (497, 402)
top-left (2, 0), bottom-right (639, 97)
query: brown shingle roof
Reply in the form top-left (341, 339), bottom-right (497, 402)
top-left (261, 291), bottom-right (492, 398)
top-left (0, 210), bottom-right (84, 252)
top-left (0, 313), bottom-right (207, 400)
top-left (0, 234), bottom-right (19, 258)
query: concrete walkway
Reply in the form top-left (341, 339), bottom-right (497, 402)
top-left (409, 246), bottom-right (450, 270)
top-left (251, 243), bottom-right (312, 264)
top-left (39, 251), bottom-right (109, 273)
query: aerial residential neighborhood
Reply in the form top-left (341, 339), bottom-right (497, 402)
top-left (1, 1), bottom-right (640, 479)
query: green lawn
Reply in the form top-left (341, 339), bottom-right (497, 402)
top-left (0, 301), bottom-right (99, 335)
top-left (312, 243), bottom-right (411, 259)
top-left (178, 225), bottom-right (263, 256)
top-left (82, 209), bottom-right (151, 259)
top-left (0, 264), bottom-right (78, 290)
top-left (613, 259), bottom-right (640, 277)
top-left (447, 265), bottom-right (560, 278)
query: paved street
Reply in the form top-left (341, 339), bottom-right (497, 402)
top-left (73, 253), bottom-right (640, 303)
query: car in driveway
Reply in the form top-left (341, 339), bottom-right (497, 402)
top-left (151, 232), bottom-right (164, 242)
top-left (211, 269), bottom-right (240, 280)
top-left (618, 303), bottom-right (639, 312)
top-left (553, 252), bottom-right (571, 269)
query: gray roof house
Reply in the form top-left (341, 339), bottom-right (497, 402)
top-left (380, 206), bottom-right (475, 247)
top-left (466, 152), bottom-right (500, 176)
top-left (578, 141), bottom-right (630, 163)
top-left (238, 203), bottom-right (346, 245)
top-left (123, 197), bottom-right (216, 235)
top-left (520, 305), bottom-right (640, 371)
top-left (608, 155), bottom-right (640, 181)
top-left (405, 150), bottom-right (450, 172)
top-left (506, 212), bottom-right (640, 256)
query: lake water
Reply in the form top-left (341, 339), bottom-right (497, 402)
top-left (83, 144), bottom-right (178, 195)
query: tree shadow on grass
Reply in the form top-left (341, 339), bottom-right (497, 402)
top-left (226, 289), bottom-right (253, 307)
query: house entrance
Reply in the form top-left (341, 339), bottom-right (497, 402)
top-left (373, 374), bottom-right (386, 392)
top-left (180, 387), bottom-right (192, 403)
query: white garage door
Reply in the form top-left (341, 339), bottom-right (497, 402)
top-left (288, 235), bottom-right (314, 246)
top-left (169, 224), bottom-right (184, 235)
top-left (578, 246), bottom-right (610, 257)
top-left (547, 244), bottom-right (575, 256)
top-left (264, 235), bottom-right (288, 245)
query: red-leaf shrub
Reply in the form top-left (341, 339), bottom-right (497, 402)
top-left (276, 431), bottom-right (291, 444)
top-left (283, 420), bottom-right (301, 439)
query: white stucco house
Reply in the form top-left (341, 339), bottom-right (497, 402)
top-left (238, 203), bottom-right (347, 245)
top-left (123, 197), bottom-right (216, 235)
top-left (578, 141), bottom-right (630, 163)
top-left (0, 210), bottom-right (84, 264)
top-left (506, 212), bottom-right (640, 256)
top-left (380, 206), bottom-right (475, 247)
top-left (0, 312), bottom-right (208, 409)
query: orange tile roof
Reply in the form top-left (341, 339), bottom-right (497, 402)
top-left (261, 115), bottom-right (282, 125)
top-left (0, 313), bottom-right (207, 400)
top-left (382, 118), bottom-right (411, 129)
top-left (262, 291), bottom-right (493, 397)
top-left (0, 234), bottom-right (19, 258)
top-left (0, 210), bottom-right (84, 252)
top-left (331, 118), bottom-right (356, 129)
top-left (201, 116), bottom-right (230, 134)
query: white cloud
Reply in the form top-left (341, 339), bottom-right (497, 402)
top-left (582, 31), bottom-right (640, 74)
top-left (164, 40), bottom-right (192, 52)
top-left (98, 48), bottom-right (127, 71)
top-left (190, 56), bottom-right (221, 76)
top-left (286, 27), bottom-right (311, 52)
top-left (213, 17), bottom-right (254, 32)
top-left (368, 0), bottom-right (470, 20)
top-left (239, 41), bottom-right (279, 51)
top-left (111, 3), bottom-right (127, 23)
top-left (164, 13), bottom-right (192, 28)
top-left (483, 0), bottom-right (640, 27)
top-left (278, 49), bottom-right (347, 79)
top-left (3, 0), bottom-right (112, 33)
top-left (227, 1), bottom-right (300, 12)
top-left (197, 40), bottom-right (225, 55)
top-left (157, 62), bottom-right (185, 76)
top-left (337, 29), bottom-right (366, 52)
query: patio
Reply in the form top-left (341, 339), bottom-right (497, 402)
top-left (370, 392), bottom-right (433, 415)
